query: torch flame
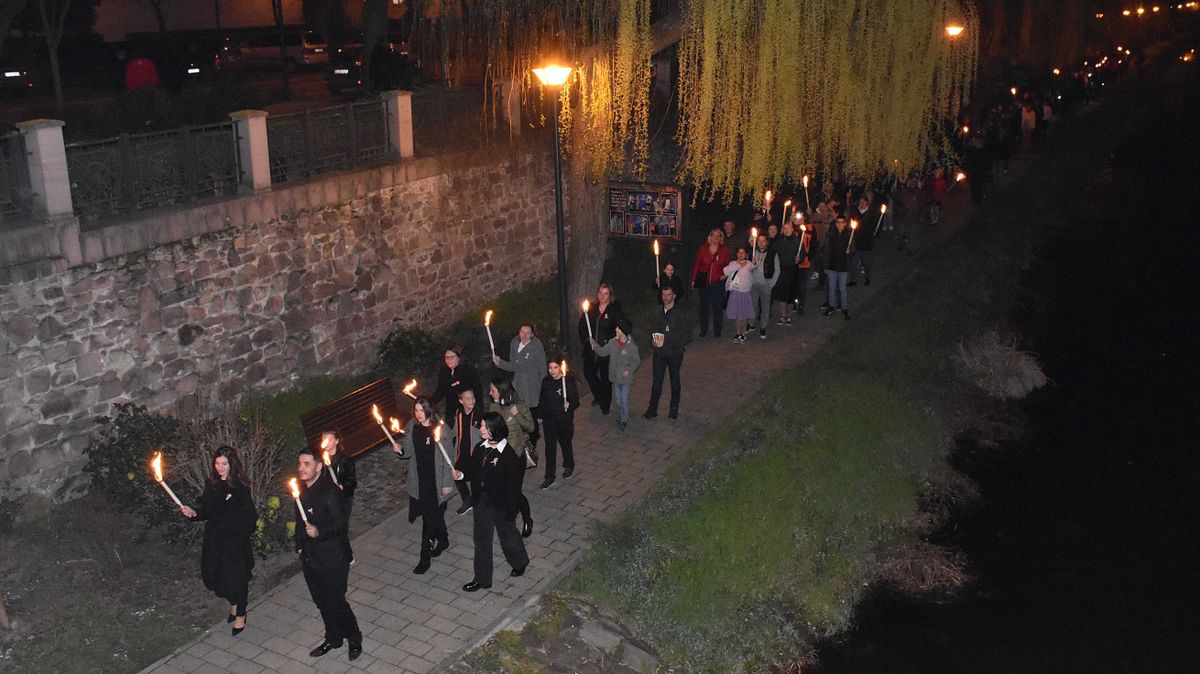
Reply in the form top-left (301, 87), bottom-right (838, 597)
top-left (794, 212), bottom-right (802, 221)
top-left (371, 403), bottom-right (383, 424)
top-left (151, 451), bottom-right (164, 482)
top-left (484, 310), bottom-right (493, 326)
top-left (880, 204), bottom-right (888, 214)
top-left (323, 450), bottom-right (332, 466)
top-left (288, 477), bottom-right (301, 499)
top-left (802, 175), bottom-right (809, 188)
top-left (561, 360), bottom-right (568, 375)
top-left (652, 240), bottom-right (659, 255)
top-left (390, 417), bottom-right (402, 433)
top-left (320, 435), bottom-right (331, 449)
top-left (750, 227), bottom-right (758, 240)
top-left (956, 171), bottom-right (967, 182)
top-left (784, 198), bottom-right (792, 208)
top-left (582, 299), bottom-right (590, 313)
top-left (764, 189), bottom-right (772, 203)
top-left (433, 423), bottom-right (442, 443)
top-left (850, 220), bottom-right (859, 230)
top-left (403, 379), bottom-right (418, 398)
top-left (800, 224), bottom-right (807, 232)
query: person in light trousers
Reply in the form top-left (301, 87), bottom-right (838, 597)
top-left (749, 234), bottom-right (779, 339)
top-left (591, 318), bottom-right (641, 430)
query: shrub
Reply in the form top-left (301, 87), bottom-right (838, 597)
top-left (954, 331), bottom-right (1050, 399)
top-left (377, 324), bottom-right (441, 379)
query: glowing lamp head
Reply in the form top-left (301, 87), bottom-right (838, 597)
top-left (945, 24), bottom-right (965, 38)
top-left (371, 403), bottom-right (384, 424)
top-left (151, 451), bottom-right (165, 481)
top-left (288, 477), bottom-right (301, 499)
top-left (532, 64), bottom-right (572, 87)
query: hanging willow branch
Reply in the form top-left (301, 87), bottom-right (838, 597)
top-left (676, 0), bottom-right (978, 204)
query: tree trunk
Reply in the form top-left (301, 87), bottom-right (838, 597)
top-left (47, 35), bottom-right (63, 114)
top-left (150, 0), bottom-right (166, 32)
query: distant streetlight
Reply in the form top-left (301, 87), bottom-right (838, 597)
top-left (945, 24), bottom-right (965, 38)
top-left (533, 62), bottom-right (574, 352)
top-left (1123, 9), bottom-right (1132, 15)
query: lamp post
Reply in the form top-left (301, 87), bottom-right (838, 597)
top-left (532, 63), bottom-right (573, 353)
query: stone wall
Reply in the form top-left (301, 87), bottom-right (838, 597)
top-left (0, 147), bottom-right (558, 500)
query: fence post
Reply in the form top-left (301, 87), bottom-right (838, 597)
top-left (228, 110), bottom-right (272, 193)
top-left (15, 119), bottom-right (73, 221)
top-left (381, 90), bottom-right (414, 159)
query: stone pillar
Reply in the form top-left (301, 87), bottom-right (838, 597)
top-left (15, 119), bottom-right (73, 221)
top-left (499, 82), bottom-right (521, 137)
top-left (382, 90), bottom-right (415, 159)
top-left (229, 110), bottom-right (271, 193)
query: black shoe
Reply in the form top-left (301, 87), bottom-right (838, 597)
top-left (456, 502), bottom-right (473, 516)
top-left (227, 614), bottom-right (236, 624)
top-left (310, 640), bottom-right (343, 658)
top-left (563, 467), bottom-right (575, 479)
top-left (522, 518), bottom-right (533, 538)
top-left (847, 281), bottom-right (858, 287)
top-left (698, 331), bottom-right (708, 338)
top-left (348, 641), bottom-right (363, 661)
top-left (865, 278), bottom-right (871, 286)
top-left (760, 328), bottom-right (767, 339)
top-left (601, 407), bottom-right (610, 415)
top-left (539, 478), bottom-right (554, 489)
top-left (842, 310), bottom-right (850, 320)
top-left (232, 616), bottom-right (246, 637)
top-left (431, 539), bottom-right (449, 557)
top-left (643, 409), bottom-right (657, 419)
top-left (463, 581), bottom-right (491, 592)
top-left (668, 408), bottom-right (678, 420)
top-left (511, 566), bottom-right (527, 577)
top-left (797, 307), bottom-right (805, 316)
top-left (591, 398), bottom-right (599, 406)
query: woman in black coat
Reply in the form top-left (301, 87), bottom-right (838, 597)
top-left (577, 283), bottom-right (625, 415)
top-left (463, 412), bottom-right (530, 592)
top-left (430, 347), bottom-right (483, 421)
top-left (180, 446), bottom-right (258, 636)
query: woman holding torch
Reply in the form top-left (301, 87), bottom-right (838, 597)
top-left (822, 216), bottom-right (854, 320)
top-left (537, 356), bottom-right (579, 489)
top-left (578, 283), bottom-right (625, 416)
top-left (430, 347), bottom-right (482, 421)
top-left (494, 323), bottom-right (548, 449)
top-left (399, 399), bottom-right (455, 574)
top-left (489, 380), bottom-right (536, 537)
top-left (179, 446), bottom-right (257, 636)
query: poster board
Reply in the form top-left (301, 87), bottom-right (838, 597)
top-left (607, 182), bottom-right (683, 241)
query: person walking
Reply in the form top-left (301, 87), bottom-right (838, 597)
top-left (723, 246), bottom-right (756, 343)
top-left (795, 222), bottom-right (813, 315)
top-left (317, 431), bottom-right (357, 563)
top-left (488, 381), bottom-right (536, 536)
top-left (293, 448), bottom-right (362, 661)
top-left (749, 234), bottom-right (779, 338)
top-left (537, 357), bottom-right (579, 489)
top-left (494, 324), bottom-right (548, 448)
top-left (179, 446), bottom-right (257, 637)
top-left (770, 221), bottom-right (801, 325)
top-left (398, 399), bottom-right (455, 574)
top-left (462, 413), bottom-right (530, 592)
top-left (450, 389), bottom-right (483, 516)
top-left (430, 347), bottom-right (482, 421)
top-left (643, 285), bottom-right (692, 419)
top-left (848, 193), bottom-right (877, 287)
top-left (654, 261), bottom-right (687, 305)
top-left (578, 283), bottom-right (624, 415)
top-left (591, 318), bottom-right (641, 429)
top-left (823, 216), bottom-right (854, 320)
top-left (691, 228), bottom-right (731, 338)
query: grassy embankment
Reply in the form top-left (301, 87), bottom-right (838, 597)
top-left (567, 98), bottom-right (1126, 669)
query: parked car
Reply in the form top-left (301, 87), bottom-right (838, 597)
top-left (0, 58), bottom-right (35, 97)
top-left (237, 30), bottom-right (329, 70)
top-left (324, 44), bottom-right (420, 96)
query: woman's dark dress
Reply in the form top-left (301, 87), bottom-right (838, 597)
top-left (196, 481), bottom-right (257, 605)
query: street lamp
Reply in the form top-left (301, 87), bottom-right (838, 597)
top-left (533, 62), bottom-right (573, 352)
top-left (945, 24), bottom-right (965, 38)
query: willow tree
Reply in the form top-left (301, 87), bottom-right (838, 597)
top-left (676, 0), bottom-right (978, 204)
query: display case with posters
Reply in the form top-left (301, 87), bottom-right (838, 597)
top-left (608, 182), bottom-right (683, 241)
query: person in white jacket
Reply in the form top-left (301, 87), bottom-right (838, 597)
top-left (748, 234), bottom-right (779, 340)
top-left (723, 247), bottom-right (757, 344)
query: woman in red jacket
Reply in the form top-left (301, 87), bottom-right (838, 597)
top-left (691, 228), bottom-right (731, 338)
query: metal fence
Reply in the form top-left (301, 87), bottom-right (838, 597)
top-left (1, 132), bottom-right (31, 228)
top-left (267, 100), bottom-right (390, 186)
top-left (65, 122), bottom-right (241, 225)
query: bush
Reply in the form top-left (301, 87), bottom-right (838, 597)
top-left (377, 324), bottom-right (441, 379)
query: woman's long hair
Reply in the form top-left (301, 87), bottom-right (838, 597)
top-left (413, 398), bottom-right (439, 427)
top-left (209, 445), bottom-right (248, 488)
top-left (492, 380), bottom-right (520, 407)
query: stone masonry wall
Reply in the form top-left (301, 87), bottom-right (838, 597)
top-left (0, 148), bottom-right (557, 500)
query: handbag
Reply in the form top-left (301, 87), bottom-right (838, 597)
top-left (523, 439), bottom-right (539, 470)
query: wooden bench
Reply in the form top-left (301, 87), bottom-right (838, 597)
top-left (300, 378), bottom-right (407, 458)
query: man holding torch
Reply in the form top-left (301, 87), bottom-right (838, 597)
top-left (294, 448), bottom-right (363, 661)
top-left (822, 216), bottom-right (854, 320)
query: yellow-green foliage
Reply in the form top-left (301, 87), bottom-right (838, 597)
top-left (677, 0), bottom-right (979, 204)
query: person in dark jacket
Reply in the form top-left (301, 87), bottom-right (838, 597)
top-left (578, 283), bottom-right (624, 415)
top-left (537, 356), bottom-right (580, 489)
top-left (848, 193), bottom-right (877, 286)
top-left (644, 284), bottom-right (693, 419)
top-left (654, 261), bottom-right (687, 304)
top-left (294, 448), bottom-right (363, 661)
top-left (451, 388), bottom-right (483, 516)
top-left (463, 412), bottom-right (530, 592)
top-left (770, 221), bottom-right (801, 325)
top-left (398, 399), bottom-right (456, 574)
top-left (488, 380), bottom-right (536, 536)
top-left (318, 431), bottom-right (357, 563)
top-left (430, 347), bottom-right (482, 421)
top-left (823, 216), bottom-right (854, 320)
top-left (180, 446), bottom-right (257, 636)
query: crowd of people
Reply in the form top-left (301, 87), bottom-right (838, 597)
top-left (163, 72), bottom-right (1101, 660)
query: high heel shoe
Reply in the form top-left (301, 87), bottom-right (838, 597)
top-left (226, 614), bottom-right (235, 624)
top-left (232, 615), bottom-right (246, 636)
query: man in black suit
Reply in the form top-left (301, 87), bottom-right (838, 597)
top-left (463, 412), bottom-right (530, 592)
top-left (294, 448), bottom-right (363, 661)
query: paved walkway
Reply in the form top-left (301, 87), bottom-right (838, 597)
top-left (140, 167), bottom-right (1005, 674)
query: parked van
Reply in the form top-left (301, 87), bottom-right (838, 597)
top-left (237, 30), bottom-right (329, 69)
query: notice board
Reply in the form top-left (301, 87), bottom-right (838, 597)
top-left (607, 182), bottom-right (683, 241)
